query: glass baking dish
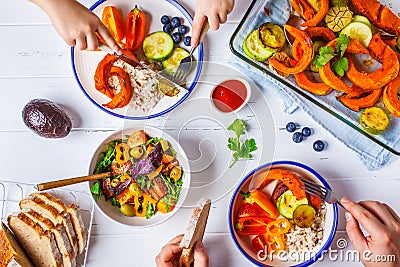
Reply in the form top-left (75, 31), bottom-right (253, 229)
top-left (230, 0), bottom-right (400, 156)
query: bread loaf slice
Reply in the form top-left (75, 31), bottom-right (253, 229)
top-left (19, 197), bottom-right (79, 255)
top-left (67, 204), bottom-right (88, 254)
top-left (8, 213), bottom-right (63, 267)
top-left (0, 222), bottom-right (34, 267)
top-left (23, 210), bottom-right (76, 267)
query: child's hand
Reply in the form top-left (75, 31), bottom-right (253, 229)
top-left (31, 0), bottom-right (121, 53)
top-left (191, 0), bottom-right (234, 47)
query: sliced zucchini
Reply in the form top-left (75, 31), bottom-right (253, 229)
top-left (360, 107), bottom-right (390, 135)
top-left (293, 204), bottom-right (316, 228)
top-left (258, 22), bottom-right (286, 49)
top-left (341, 21), bottom-right (373, 47)
top-left (243, 29), bottom-right (276, 61)
top-left (325, 7), bottom-right (353, 32)
top-left (276, 190), bottom-right (308, 219)
top-left (158, 78), bottom-right (179, 97)
top-left (331, 0), bottom-right (348, 7)
top-left (161, 48), bottom-right (190, 75)
top-left (143, 31), bottom-right (174, 61)
top-left (352, 15), bottom-right (372, 28)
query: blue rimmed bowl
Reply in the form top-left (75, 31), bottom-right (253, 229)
top-left (228, 161), bottom-right (338, 267)
top-left (72, 0), bottom-right (203, 120)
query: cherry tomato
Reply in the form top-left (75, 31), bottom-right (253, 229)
top-left (127, 130), bottom-right (147, 147)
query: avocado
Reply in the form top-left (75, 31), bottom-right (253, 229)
top-left (22, 99), bottom-right (72, 138)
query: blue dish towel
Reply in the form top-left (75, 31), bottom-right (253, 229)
top-left (228, 0), bottom-right (400, 170)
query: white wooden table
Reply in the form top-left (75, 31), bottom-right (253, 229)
top-left (1, 0), bottom-right (399, 266)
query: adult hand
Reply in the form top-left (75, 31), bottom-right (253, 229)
top-left (191, 0), bottom-right (234, 47)
top-left (155, 235), bottom-right (209, 267)
top-left (30, 0), bottom-right (121, 53)
top-left (341, 198), bottom-right (400, 267)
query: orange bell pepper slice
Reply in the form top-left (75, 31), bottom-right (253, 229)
top-left (102, 66), bottom-right (133, 109)
top-left (102, 6), bottom-right (125, 43)
top-left (266, 218), bottom-right (291, 236)
top-left (242, 190), bottom-right (279, 219)
top-left (126, 6), bottom-right (147, 52)
top-left (268, 25), bottom-right (313, 75)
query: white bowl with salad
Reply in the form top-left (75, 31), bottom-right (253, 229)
top-left (229, 161), bottom-right (338, 266)
top-left (88, 126), bottom-right (190, 227)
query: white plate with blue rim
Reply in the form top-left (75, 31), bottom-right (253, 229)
top-left (72, 0), bottom-right (203, 120)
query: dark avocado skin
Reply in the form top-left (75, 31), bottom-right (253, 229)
top-left (22, 99), bottom-right (72, 138)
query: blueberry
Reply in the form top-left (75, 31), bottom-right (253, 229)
top-left (313, 140), bottom-right (325, 152)
top-left (286, 122), bottom-right (297, 133)
top-left (161, 15), bottom-right (170, 25)
top-left (163, 23), bottom-right (173, 34)
top-left (183, 36), bottom-right (191, 46)
top-left (178, 25), bottom-right (188, 34)
top-left (171, 32), bottom-right (183, 43)
top-left (292, 132), bottom-right (304, 143)
top-left (302, 127), bottom-right (312, 137)
top-left (170, 17), bottom-right (181, 28)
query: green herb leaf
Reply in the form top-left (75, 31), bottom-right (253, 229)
top-left (91, 182), bottom-right (100, 195)
top-left (145, 202), bottom-right (156, 219)
top-left (313, 46), bottom-right (336, 69)
top-left (240, 191), bottom-right (250, 199)
top-left (332, 57), bottom-right (349, 77)
top-left (227, 137), bottom-right (240, 152)
top-left (111, 197), bottom-right (120, 207)
top-left (227, 119), bottom-right (246, 138)
top-left (336, 34), bottom-right (351, 57)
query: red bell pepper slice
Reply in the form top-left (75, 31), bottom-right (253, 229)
top-left (234, 216), bottom-right (273, 236)
top-left (102, 6), bottom-right (125, 43)
top-left (242, 190), bottom-right (279, 219)
top-left (102, 66), bottom-right (133, 109)
top-left (126, 5), bottom-right (146, 52)
top-left (237, 202), bottom-right (270, 218)
top-left (252, 235), bottom-right (267, 257)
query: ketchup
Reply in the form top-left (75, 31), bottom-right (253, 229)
top-left (211, 79), bottom-right (248, 113)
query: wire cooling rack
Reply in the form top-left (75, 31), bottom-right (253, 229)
top-left (0, 180), bottom-right (94, 267)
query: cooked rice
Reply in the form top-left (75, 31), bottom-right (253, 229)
top-left (109, 59), bottom-right (162, 112)
top-left (285, 204), bottom-right (326, 252)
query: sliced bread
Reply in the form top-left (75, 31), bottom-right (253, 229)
top-left (19, 197), bottom-right (79, 255)
top-left (8, 213), bottom-right (63, 267)
top-left (23, 210), bottom-right (76, 267)
top-left (67, 204), bottom-right (88, 254)
top-left (0, 222), bottom-right (34, 267)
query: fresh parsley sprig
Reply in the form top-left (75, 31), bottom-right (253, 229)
top-left (312, 34), bottom-right (350, 77)
top-left (227, 119), bottom-right (257, 168)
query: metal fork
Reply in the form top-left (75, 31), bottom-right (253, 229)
top-left (172, 20), bottom-right (210, 83)
top-left (300, 177), bottom-right (347, 210)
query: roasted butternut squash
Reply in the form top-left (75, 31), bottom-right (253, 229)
top-left (383, 75), bottom-right (400, 117)
top-left (268, 25), bottom-right (313, 74)
top-left (346, 34), bottom-right (399, 90)
top-left (338, 88), bottom-right (382, 111)
top-left (294, 71), bottom-right (332, 95)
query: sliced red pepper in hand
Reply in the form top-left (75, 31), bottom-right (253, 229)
top-left (242, 190), bottom-right (279, 219)
top-left (111, 159), bottom-right (132, 175)
top-left (102, 6), bottom-right (125, 43)
top-left (126, 5), bottom-right (146, 52)
top-left (102, 66), bottom-right (133, 109)
top-left (234, 216), bottom-right (273, 236)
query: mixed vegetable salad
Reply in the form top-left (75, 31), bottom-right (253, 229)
top-left (94, 4), bottom-right (194, 109)
top-left (242, 0), bottom-right (400, 136)
top-left (234, 169), bottom-right (323, 255)
top-left (91, 130), bottom-right (184, 219)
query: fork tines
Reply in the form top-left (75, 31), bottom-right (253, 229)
top-left (300, 177), bottom-right (327, 199)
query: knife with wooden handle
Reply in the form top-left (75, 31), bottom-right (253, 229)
top-left (179, 198), bottom-right (211, 267)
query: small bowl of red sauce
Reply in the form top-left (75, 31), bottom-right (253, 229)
top-left (210, 78), bottom-right (251, 114)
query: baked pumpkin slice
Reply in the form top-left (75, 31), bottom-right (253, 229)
top-left (268, 25), bottom-right (313, 75)
top-left (383, 75), bottom-right (400, 117)
top-left (346, 34), bottom-right (399, 91)
top-left (338, 87), bottom-right (382, 112)
top-left (294, 71), bottom-right (333, 95)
